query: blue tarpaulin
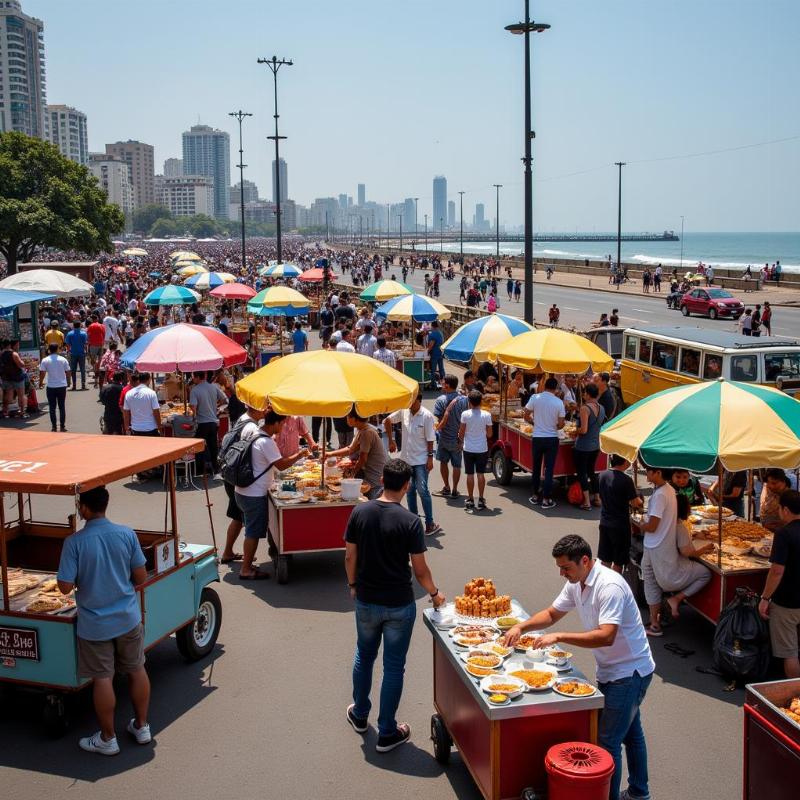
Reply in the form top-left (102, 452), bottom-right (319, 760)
top-left (0, 289), bottom-right (56, 314)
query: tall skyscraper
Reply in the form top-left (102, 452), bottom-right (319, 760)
top-left (46, 105), bottom-right (88, 164)
top-left (105, 140), bottom-right (155, 209)
top-left (357, 183), bottom-right (365, 206)
top-left (88, 153), bottom-right (134, 216)
top-left (432, 175), bottom-right (447, 231)
top-left (338, 194), bottom-right (348, 210)
top-left (403, 198), bottom-right (415, 230)
top-left (474, 203), bottom-right (486, 231)
top-left (182, 124), bottom-right (231, 219)
top-left (0, 1), bottom-right (46, 139)
top-left (163, 157), bottom-right (183, 177)
top-left (232, 179), bottom-right (259, 204)
top-left (448, 200), bottom-right (456, 228)
top-left (271, 157), bottom-right (288, 203)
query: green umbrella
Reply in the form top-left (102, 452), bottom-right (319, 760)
top-left (359, 279), bottom-right (413, 303)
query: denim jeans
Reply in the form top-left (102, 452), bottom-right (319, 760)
top-left (406, 463), bottom-right (433, 526)
top-left (597, 670), bottom-right (652, 800)
top-left (429, 353), bottom-right (445, 384)
top-left (69, 354), bottom-right (86, 388)
top-left (46, 386), bottom-right (66, 429)
top-left (352, 600), bottom-right (416, 737)
top-left (531, 436), bottom-right (559, 498)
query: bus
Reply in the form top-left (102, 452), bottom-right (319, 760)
top-left (620, 326), bottom-right (800, 406)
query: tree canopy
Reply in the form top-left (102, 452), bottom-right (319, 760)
top-left (131, 203), bottom-right (171, 234)
top-left (0, 132), bottom-right (124, 274)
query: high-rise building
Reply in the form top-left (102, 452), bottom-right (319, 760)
top-left (156, 174), bottom-right (215, 218)
top-left (182, 124), bottom-right (231, 219)
top-left (271, 157), bottom-right (287, 203)
top-left (357, 183), bottom-right (365, 207)
top-left (163, 157), bottom-right (183, 177)
top-left (474, 203), bottom-right (486, 231)
top-left (448, 200), bottom-right (456, 228)
top-left (403, 198), bottom-right (416, 231)
top-left (105, 140), bottom-right (155, 209)
top-left (338, 193), bottom-right (348, 211)
top-left (0, 1), bottom-right (46, 139)
top-left (432, 175), bottom-right (447, 231)
top-left (232, 179), bottom-right (259, 204)
top-left (88, 153), bottom-right (134, 216)
top-left (46, 104), bottom-right (88, 164)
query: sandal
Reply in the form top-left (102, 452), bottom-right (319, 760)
top-left (580, 504), bottom-right (592, 511)
top-left (220, 553), bottom-right (243, 564)
top-left (645, 625), bottom-right (663, 637)
top-left (239, 569), bottom-right (270, 580)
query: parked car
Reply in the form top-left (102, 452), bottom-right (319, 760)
top-left (679, 287), bottom-right (744, 320)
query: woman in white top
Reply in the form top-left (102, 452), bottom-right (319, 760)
top-left (458, 390), bottom-right (493, 511)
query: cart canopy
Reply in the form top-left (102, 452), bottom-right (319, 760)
top-left (0, 431), bottom-right (204, 494)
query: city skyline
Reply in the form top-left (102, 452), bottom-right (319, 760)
top-left (18, 0), bottom-right (800, 232)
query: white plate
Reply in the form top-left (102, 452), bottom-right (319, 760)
top-left (275, 490), bottom-right (304, 500)
top-left (479, 675), bottom-right (526, 699)
top-left (504, 664), bottom-right (558, 692)
top-left (486, 694), bottom-right (511, 706)
top-left (453, 632), bottom-right (498, 648)
top-left (460, 650), bottom-right (505, 669)
top-left (546, 659), bottom-right (573, 672)
top-left (430, 613), bottom-right (456, 630)
top-left (552, 678), bottom-right (597, 698)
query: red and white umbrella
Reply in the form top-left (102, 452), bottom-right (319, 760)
top-left (298, 267), bottom-right (339, 283)
top-left (209, 283), bottom-right (257, 300)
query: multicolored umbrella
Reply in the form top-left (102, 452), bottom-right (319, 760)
top-left (176, 263), bottom-right (209, 277)
top-left (184, 271), bottom-right (236, 290)
top-left (258, 262), bottom-right (302, 279)
top-left (247, 286), bottom-right (310, 317)
top-left (143, 285), bottom-right (200, 306)
top-left (600, 378), bottom-right (800, 473)
top-left (298, 267), bottom-right (339, 283)
top-left (374, 292), bottom-right (451, 322)
top-left (209, 283), bottom-right (257, 301)
top-left (442, 313), bottom-right (534, 363)
top-left (488, 329), bottom-right (614, 374)
top-left (359, 279), bottom-right (413, 303)
top-left (120, 323), bottom-right (247, 373)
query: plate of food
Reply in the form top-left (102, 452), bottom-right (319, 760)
top-left (465, 651), bottom-right (504, 670)
top-left (513, 633), bottom-right (541, 652)
top-left (453, 632), bottom-right (497, 648)
top-left (275, 490), bottom-right (304, 501)
top-left (480, 675), bottom-right (527, 699)
top-left (487, 693), bottom-right (511, 706)
top-left (752, 537), bottom-right (773, 559)
top-left (552, 678), bottom-right (597, 697)
top-left (507, 667), bottom-right (558, 692)
top-left (24, 595), bottom-right (65, 614)
top-left (483, 642), bottom-right (513, 659)
top-left (545, 648), bottom-right (573, 668)
top-left (465, 663), bottom-right (500, 679)
top-left (494, 615), bottom-right (521, 631)
top-left (692, 505), bottom-right (736, 520)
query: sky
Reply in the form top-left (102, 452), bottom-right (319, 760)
top-left (26, 0), bottom-right (800, 232)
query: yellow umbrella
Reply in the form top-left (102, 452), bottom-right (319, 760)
top-left (236, 350), bottom-right (419, 417)
top-left (170, 251), bottom-right (201, 261)
top-left (488, 328), bottom-right (614, 373)
top-left (176, 263), bottom-right (209, 277)
top-left (122, 247), bottom-right (148, 257)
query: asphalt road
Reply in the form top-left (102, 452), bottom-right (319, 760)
top-left (0, 383), bottom-right (753, 800)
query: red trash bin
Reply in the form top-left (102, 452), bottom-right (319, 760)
top-left (545, 741), bottom-right (615, 800)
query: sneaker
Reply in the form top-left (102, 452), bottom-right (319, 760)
top-left (51, 427), bottom-right (57, 433)
top-left (127, 718), bottom-right (152, 744)
top-left (78, 731), bottom-right (120, 756)
top-left (528, 495), bottom-right (541, 505)
top-left (376, 723), bottom-right (411, 753)
top-left (425, 523), bottom-right (442, 536)
top-left (465, 498), bottom-right (475, 511)
top-left (346, 704), bottom-right (368, 734)
top-left (435, 487), bottom-right (452, 497)
top-left (644, 625), bottom-right (663, 638)
top-left (477, 498), bottom-right (487, 511)
top-left (541, 498), bottom-right (556, 509)
top-left (620, 790), bottom-right (651, 800)
top-left (450, 488), bottom-right (460, 498)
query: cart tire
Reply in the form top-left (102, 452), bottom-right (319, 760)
top-left (176, 587), bottom-right (222, 661)
top-left (430, 713), bottom-right (452, 764)
top-left (521, 788), bottom-right (544, 800)
top-left (276, 555), bottom-right (290, 585)
top-left (492, 449), bottom-right (512, 486)
top-left (42, 693), bottom-right (69, 738)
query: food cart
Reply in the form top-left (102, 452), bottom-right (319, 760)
top-left (423, 602), bottom-right (604, 800)
top-left (0, 432), bottom-right (222, 734)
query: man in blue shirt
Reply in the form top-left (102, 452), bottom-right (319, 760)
top-left (433, 374), bottom-right (467, 497)
top-left (291, 321), bottom-right (308, 353)
top-left (426, 320), bottom-right (445, 390)
top-left (65, 320), bottom-right (88, 391)
top-left (57, 486), bottom-right (151, 755)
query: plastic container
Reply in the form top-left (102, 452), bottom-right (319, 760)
top-left (340, 478), bottom-right (362, 501)
top-left (545, 742), bottom-right (614, 800)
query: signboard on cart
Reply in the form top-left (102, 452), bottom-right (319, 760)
top-left (0, 625), bottom-right (40, 661)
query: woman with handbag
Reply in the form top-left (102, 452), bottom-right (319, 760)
top-left (573, 383), bottom-right (605, 511)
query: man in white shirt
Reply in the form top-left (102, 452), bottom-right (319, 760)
top-left (103, 311), bottom-right (121, 344)
top-left (39, 343), bottom-right (72, 432)
top-left (335, 329), bottom-right (356, 353)
top-left (505, 534), bottom-right (654, 800)
top-left (384, 393), bottom-right (440, 535)
top-left (122, 372), bottom-right (161, 436)
top-left (372, 337), bottom-right (397, 369)
top-left (356, 324), bottom-right (378, 357)
top-left (523, 376), bottom-right (566, 509)
top-left (633, 467), bottom-right (677, 636)
top-left (458, 390), bottom-right (493, 511)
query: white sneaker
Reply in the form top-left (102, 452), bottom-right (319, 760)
top-left (79, 731), bottom-right (120, 755)
top-left (127, 718), bottom-right (152, 744)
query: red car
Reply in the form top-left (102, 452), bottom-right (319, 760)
top-left (679, 287), bottom-right (744, 320)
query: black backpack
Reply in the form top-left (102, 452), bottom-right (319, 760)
top-left (219, 418), bottom-right (271, 488)
top-left (712, 588), bottom-right (771, 683)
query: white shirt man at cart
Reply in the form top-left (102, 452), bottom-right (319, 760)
top-left (122, 372), bottom-right (161, 436)
top-left (504, 534), bottom-right (655, 800)
top-left (458, 390), bottom-right (493, 512)
top-left (523, 376), bottom-right (566, 509)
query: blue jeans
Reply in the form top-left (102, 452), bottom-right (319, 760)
top-left (406, 463), bottom-right (433, 526)
top-left (597, 670), bottom-right (652, 800)
top-left (69, 354), bottom-right (86, 388)
top-left (429, 353), bottom-right (445, 384)
top-left (352, 600), bottom-right (416, 737)
top-left (531, 436), bottom-right (559, 499)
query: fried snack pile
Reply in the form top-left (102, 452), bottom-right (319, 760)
top-left (780, 697), bottom-right (800, 725)
top-left (455, 577), bottom-right (512, 618)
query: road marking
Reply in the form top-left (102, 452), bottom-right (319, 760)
top-left (632, 308), bottom-right (653, 314)
top-left (563, 307), bottom-right (581, 311)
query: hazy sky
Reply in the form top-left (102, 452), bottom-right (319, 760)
top-left (28, 0), bottom-right (799, 232)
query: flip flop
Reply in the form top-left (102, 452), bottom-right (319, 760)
top-left (220, 553), bottom-right (243, 564)
top-left (239, 569), bottom-right (270, 580)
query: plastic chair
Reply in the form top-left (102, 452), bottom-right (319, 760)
top-left (163, 414), bottom-right (199, 489)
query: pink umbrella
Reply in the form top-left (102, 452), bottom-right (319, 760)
top-left (209, 283), bottom-right (257, 300)
top-left (298, 267), bottom-right (339, 283)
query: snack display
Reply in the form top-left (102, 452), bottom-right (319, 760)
top-left (692, 505), bottom-right (734, 519)
top-left (780, 697), bottom-right (800, 725)
top-left (465, 664), bottom-right (499, 678)
top-left (466, 653), bottom-right (503, 669)
top-left (509, 669), bottom-right (556, 690)
top-left (487, 693), bottom-right (510, 705)
top-left (553, 679), bottom-right (596, 697)
top-left (2, 571), bottom-right (41, 598)
top-left (24, 595), bottom-right (70, 614)
top-left (697, 519), bottom-right (770, 542)
top-left (455, 577), bottom-right (512, 619)
top-left (454, 631), bottom-right (497, 648)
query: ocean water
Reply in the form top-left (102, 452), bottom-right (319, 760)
top-left (432, 232), bottom-right (800, 274)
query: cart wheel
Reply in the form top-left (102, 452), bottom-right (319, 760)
top-left (520, 788), bottom-right (544, 800)
top-left (430, 713), bottom-right (452, 764)
top-left (492, 449), bottom-right (512, 486)
top-left (276, 555), bottom-right (290, 585)
top-left (176, 587), bottom-right (222, 661)
top-left (42, 693), bottom-right (69, 738)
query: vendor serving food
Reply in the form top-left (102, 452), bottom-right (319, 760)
top-left (503, 534), bottom-right (655, 800)
top-left (327, 407), bottom-right (386, 499)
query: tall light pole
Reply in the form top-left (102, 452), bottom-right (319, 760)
top-left (258, 55), bottom-right (293, 262)
top-left (228, 110), bottom-right (252, 272)
top-left (414, 197), bottom-right (419, 248)
top-left (615, 161), bottom-right (625, 277)
top-left (506, 2), bottom-right (550, 324)
top-left (424, 213), bottom-right (428, 252)
top-left (679, 215), bottom-right (685, 271)
top-left (493, 183), bottom-right (503, 259)
top-left (458, 190), bottom-right (465, 259)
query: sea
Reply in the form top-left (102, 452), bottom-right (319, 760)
top-left (433, 232), bottom-right (800, 274)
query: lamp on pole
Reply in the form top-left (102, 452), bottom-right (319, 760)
top-left (228, 110), bottom-right (252, 273)
top-left (493, 183), bottom-right (503, 259)
top-left (257, 55), bottom-right (293, 262)
top-left (679, 215), bottom-right (685, 271)
top-left (424, 213), bottom-right (428, 252)
top-left (614, 161), bottom-right (625, 279)
top-left (506, 2), bottom-right (550, 324)
top-left (414, 197), bottom-right (419, 248)
top-left (458, 190), bottom-right (465, 259)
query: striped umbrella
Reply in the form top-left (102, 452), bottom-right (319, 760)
top-left (170, 251), bottom-right (201, 261)
top-left (359, 279), bottom-right (413, 303)
top-left (442, 313), bottom-right (534, 363)
top-left (247, 286), bottom-right (310, 317)
top-left (120, 323), bottom-right (247, 372)
top-left (176, 263), bottom-right (209, 277)
top-left (144, 285), bottom-right (200, 306)
top-left (184, 271), bottom-right (236, 290)
top-left (209, 283), bottom-right (257, 300)
top-left (600, 378), bottom-right (800, 473)
top-left (374, 293), bottom-right (451, 322)
top-left (258, 262), bottom-right (302, 279)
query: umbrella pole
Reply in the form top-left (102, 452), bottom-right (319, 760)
top-left (717, 461), bottom-right (723, 569)
top-left (321, 438), bottom-right (326, 489)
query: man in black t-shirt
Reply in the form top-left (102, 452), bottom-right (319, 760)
top-left (597, 455), bottom-right (643, 571)
top-left (344, 459), bottom-right (445, 753)
top-left (99, 370), bottom-right (125, 435)
top-left (760, 490), bottom-right (800, 678)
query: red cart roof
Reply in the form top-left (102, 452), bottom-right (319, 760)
top-left (0, 431), bottom-right (204, 494)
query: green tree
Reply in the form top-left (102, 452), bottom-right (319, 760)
top-left (187, 214), bottom-right (221, 238)
top-left (149, 217), bottom-right (180, 238)
top-left (132, 203), bottom-right (172, 234)
top-left (0, 132), bottom-right (124, 274)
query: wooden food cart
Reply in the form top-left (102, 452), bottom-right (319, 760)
top-left (0, 432), bottom-right (222, 734)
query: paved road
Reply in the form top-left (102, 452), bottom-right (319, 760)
top-left (1, 385), bottom-right (751, 800)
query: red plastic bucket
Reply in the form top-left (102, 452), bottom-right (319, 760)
top-left (545, 741), bottom-right (615, 800)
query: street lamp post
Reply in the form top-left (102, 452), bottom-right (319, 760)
top-left (615, 161), bottom-right (625, 279)
top-left (679, 215), bottom-right (685, 271)
top-left (458, 190), bottom-right (465, 259)
top-left (493, 183), bottom-right (503, 259)
top-left (506, 2), bottom-right (550, 324)
top-left (257, 55), bottom-right (293, 262)
top-left (228, 110), bottom-right (253, 272)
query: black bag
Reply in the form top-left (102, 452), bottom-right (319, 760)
top-left (712, 588), bottom-right (771, 683)
top-left (219, 419), bottom-right (270, 488)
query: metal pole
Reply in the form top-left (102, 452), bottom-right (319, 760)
top-left (522, 0), bottom-right (533, 323)
top-left (493, 183), bottom-right (502, 258)
top-left (258, 56), bottom-right (293, 262)
top-left (615, 161), bottom-right (625, 278)
top-left (458, 190), bottom-right (465, 258)
top-left (228, 110), bottom-right (252, 273)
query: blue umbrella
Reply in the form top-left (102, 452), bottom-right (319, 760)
top-left (148, 271), bottom-right (162, 279)
top-left (184, 271), bottom-right (226, 290)
top-left (374, 293), bottom-right (452, 323)
top-left (143, 285), bottom-right (200, 306)
top-left (258, 262), bottom-right (302, 279)
top-left (442, 314), bottom-right (534, 362)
